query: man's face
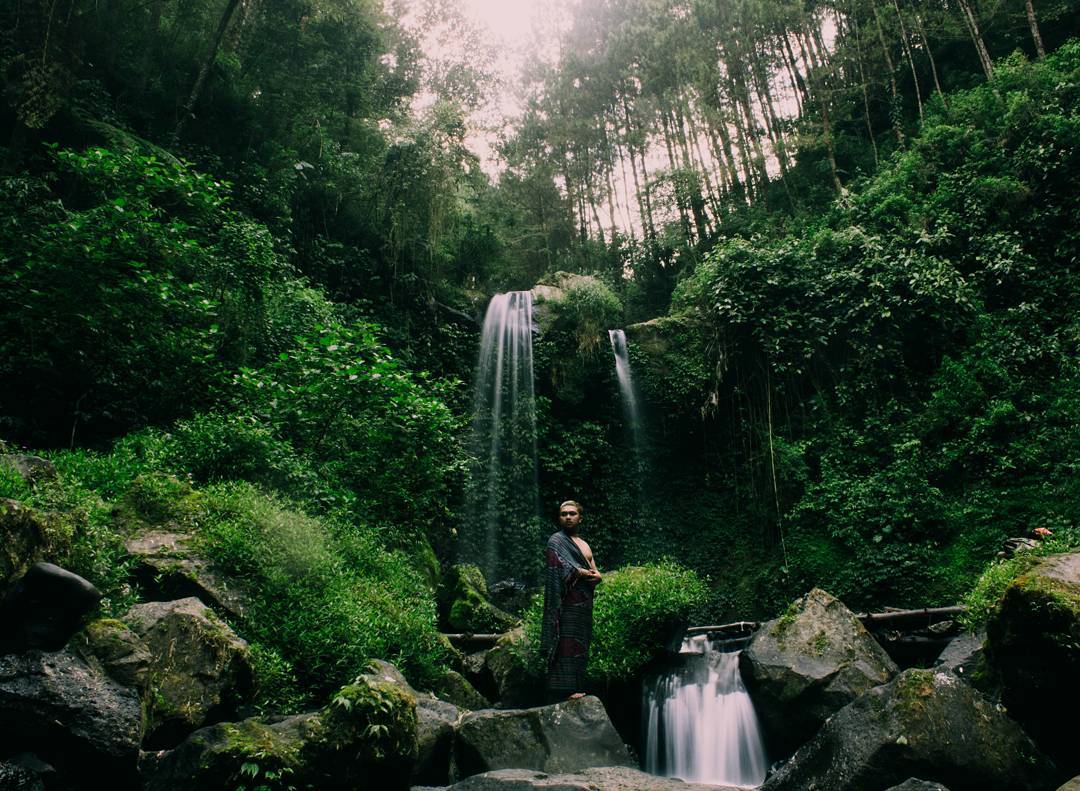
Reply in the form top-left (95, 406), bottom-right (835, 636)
top-left (559, 504), bottom-right (581, 533)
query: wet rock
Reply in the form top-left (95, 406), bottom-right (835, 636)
top-left (123, 597), bottom-right (252, 748)
top-left (1057, 776), bottom-right (1080, 791)
top-left (70, 618), bottom-right (152, 691)
top-left (438, 564), bottom-right (517, 635)
top-left (741, 588), bottom-right (898, 757)
top-left (146, 671), bottom-right (417, 791)
top-left (485, 628), bottom-right (542, 708)
top-left (125, 530), bottom-right (248, 620)
top-left (934, 631), bottom-right (985, 680)
top-left (0, 754), bottom-right (55, 791)
top-left (985, 550), bottom-right (1080, 776)
top-left (488, 580), bottom-right (531, 617)
top-left (0, 562), bottom-right (101, 652)
top-left (435, 766), bottom-right (733, 790)
top-left (0, 648), bottom-right (142, 787)
top-left (451, 695), bottom-right (632, 782)
top-left (760, 668), bottom-right (1057, 791)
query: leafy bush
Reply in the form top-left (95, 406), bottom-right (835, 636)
top-left (522, 560), bottom-right (707, 683)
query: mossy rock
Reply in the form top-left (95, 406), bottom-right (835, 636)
top-left (0, 499), bottom-right (76, 585)
top-left (985, 550), bottom-right (1080, 776)
top-left (146, 671), bottom-right (418, 790)
top-left (71, 617), bottom-right (151, 691)
top-left (438, 564), bottom-right (517, 634)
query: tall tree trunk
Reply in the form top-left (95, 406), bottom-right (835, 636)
top-left (957, 0), bottom-right (994, 80)
top-left (849, 4), bottom-right (881, 165)
top-left (1024, 0), bottom-right (1046, 58)
top-left (892, 0), bottom-right (924, 122)
top-left (660, 108), bottom-right (693, 241)
top-left (173, 0), bottom-right (243, 143)
top-left (869, 2), bottom-right (905, 144)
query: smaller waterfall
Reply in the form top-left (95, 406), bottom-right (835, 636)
top-left (643, 635), bottom-right (767, 788)
top-left (608, 329), bottom-right (644, 460)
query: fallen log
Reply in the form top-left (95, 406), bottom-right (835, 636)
top-left (856, 605), bottom-right (966, 629)
top-left (443, 633), bottom-right (503, 648)
top-left (684, 621), bottom-right (760, 636)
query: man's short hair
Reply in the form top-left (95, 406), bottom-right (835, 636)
top-left (559, 500), bottom-right (582, 515)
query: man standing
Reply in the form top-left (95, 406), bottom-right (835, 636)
top-left (540, 500), bottom-right (602, 702)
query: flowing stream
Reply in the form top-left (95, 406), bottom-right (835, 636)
top-left (643, 635), bottom-right (768, 788)
top-left (463, 291), bottom-right (539, 581)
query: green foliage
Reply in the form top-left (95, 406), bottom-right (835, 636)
top-left (555, 279), bottom-right (624, 356)
top-left (0, 147), bottom-right (294, 444)
top-left (195, 481), bottom-right (448, 698)
top-left (522, 561), bottom-right (707, 683)
top-left (0, 464), bottom-right (32, 502)
top-left (589, 561), bottom-right (707, 682)
top-left (959, 531), bottom-right (1080, 631)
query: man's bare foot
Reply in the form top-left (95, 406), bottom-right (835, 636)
top-left (568, 692), bottom-right (586, 700)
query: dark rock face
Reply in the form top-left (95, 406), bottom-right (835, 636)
top-left (0, 562), bottom-right (102, 652)
top-left (760, 668), bottom-right (1057, 791)
top-left (122, 597), bottom-right (252, 748)
top-left (986, 550), bottom-right (1079, 776)
top-left (0, 753), bottom-right (55, 791)
top-left (145, 671), bottom-right (418, 791)
top-left (452, 696), bottom-right (632, 781)
top-left (485, 628), bottom-right (543, 708)
top-left (0, 649), bottom-right (142, 787)
top-left (125, 530), bottom-right (249, 620)
top-left (741, 588), bottom-right (898, 757)
top-left (488, 580), bottom-right (531, 617)
top-left (433, 766), bottom-right (733, 790)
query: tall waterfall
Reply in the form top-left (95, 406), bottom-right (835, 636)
top-left (643, 635), bottom-right (768, 788)
top-left (608, 329), bottom-right (644, 463)
top-left (463, 291), bottom-right (539, 582)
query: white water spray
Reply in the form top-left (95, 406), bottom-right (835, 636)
top-left (643, 635), bottom-right (768, 788)
top-left (464, 291), bottom-right (539, 581)
top-left (608, 329), bottom-right (644, 462)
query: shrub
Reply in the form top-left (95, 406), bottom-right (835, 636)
top-left (522, 560), bottom-right (707, 683)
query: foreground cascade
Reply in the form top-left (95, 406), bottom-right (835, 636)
top-left (643, 634), bottom-right (767, 788)
top-left (462, 291), bottom-right (539, 582)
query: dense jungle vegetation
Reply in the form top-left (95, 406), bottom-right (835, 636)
top-left (2, 0), bottom-right (1079, 706)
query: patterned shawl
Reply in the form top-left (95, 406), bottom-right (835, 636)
top-left (539, 529), bottom-right (592, 665)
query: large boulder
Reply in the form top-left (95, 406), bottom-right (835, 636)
top-left (485, 627), bottom-right (543, 708)
top-left (125, 530), bottom-right (249, 620)
top-left (145, 670), bottom-right (418, 791)
top-left (0, 754), bottom-right (56, 791)
top-left (451, 695), bottom-right (632, 781)
top-left (985, 550), bottom-right (1079, 775)
top-left (427, 766), bottom-right (734, 790)
top-left (0, 648), bottom-right (142, 787)
top-left (438, 564), bottom-right (518, 634)
top-left (0, 562), bottom-right (101, 652)
top-left (934, 631), bottom-right (985, 680)
top-left (884, 781), bottom-right (951, 791)
top-left (760, 668), bottom-right (1057, 791)
top-left (122, 597), bottom-right (252, 748)
top-left (740, 588), bottom-right (898, 757)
